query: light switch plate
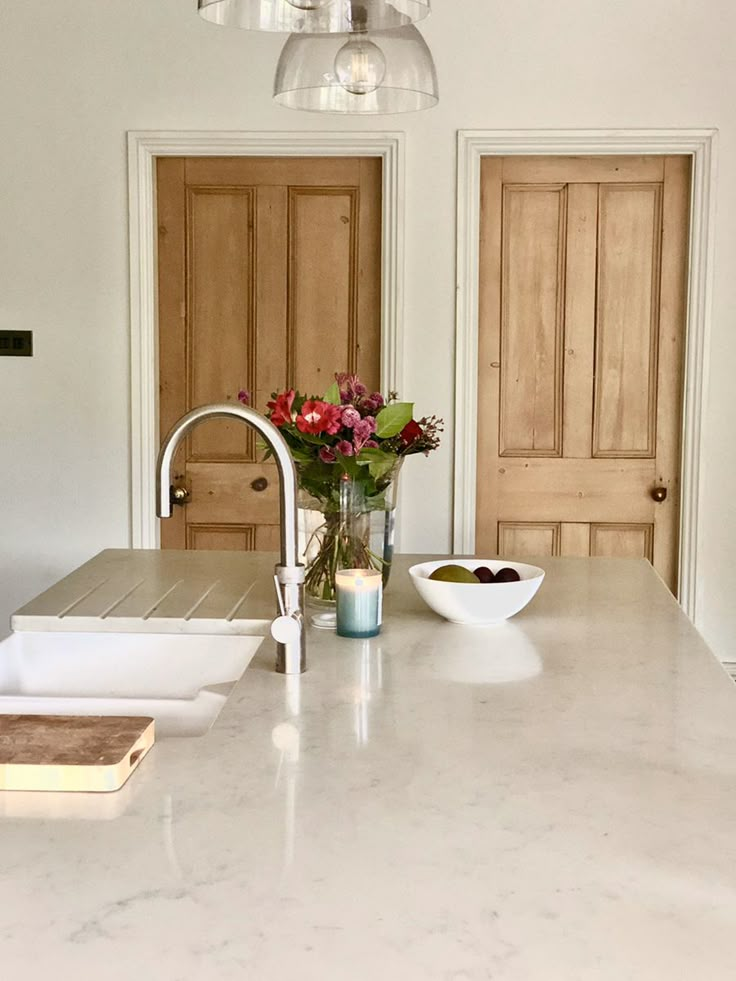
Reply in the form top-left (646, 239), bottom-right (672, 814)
top-left (0, 330), bottom-right (33, 357)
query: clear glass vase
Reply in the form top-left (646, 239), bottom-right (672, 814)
top-left (297, 463), bottom-right (401, 626)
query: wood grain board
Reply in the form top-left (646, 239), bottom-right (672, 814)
top-left (0, 715), bottom-right (155, 793)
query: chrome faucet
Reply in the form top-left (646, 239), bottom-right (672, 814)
top-left (155, 403), bottom-right (306, 675)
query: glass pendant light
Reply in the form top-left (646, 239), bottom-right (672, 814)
top-left (273, 24), bottom-right (438, 113)
top-left (198, 0), bottom-right (431, 34)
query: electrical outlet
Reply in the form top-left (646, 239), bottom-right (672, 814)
top-left (0, 331), bottom-right (33, 357)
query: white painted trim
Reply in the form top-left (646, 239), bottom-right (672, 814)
top-left (128, 130), bottom-right (405, 550)
top-left (454, 128), bottom-right (718, 624)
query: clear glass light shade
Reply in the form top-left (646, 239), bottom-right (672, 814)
top-left (198, 0), bottom-right (430, 33)
top-left (273, 25), bottom-right (438, 113)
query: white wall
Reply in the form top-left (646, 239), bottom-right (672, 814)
top-left (1, 0), bottom-right (735, 658)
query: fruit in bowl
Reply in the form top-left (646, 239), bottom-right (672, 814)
top-left (408, 559), bottom-right (544, 625)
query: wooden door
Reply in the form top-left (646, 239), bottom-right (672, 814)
top-left (476, 155), bottom-right (690, 591)
top-left (157, 156), bottom-right (382, 551)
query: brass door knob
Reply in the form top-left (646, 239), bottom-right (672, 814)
top-left (651, 486), bottom-right (667, 503)
top-left (170, 484), bottom-right (190, 506)
top-left (251, 476), bottom-right (269, 492)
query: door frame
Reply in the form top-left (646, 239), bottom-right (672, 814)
top-left (454, 128), bottom-right (718, 622)
top-left (127, 129), bottom-right (405, 549)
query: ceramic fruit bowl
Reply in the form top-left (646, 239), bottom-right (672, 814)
top-left (408, 559), bottom-right (545, 625)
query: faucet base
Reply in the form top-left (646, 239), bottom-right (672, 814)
top-left (274, 564), bottom-right (306, 675)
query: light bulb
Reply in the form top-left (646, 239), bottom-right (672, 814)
top-left (285, 0), bottom-right (334, 9)
top-left (334, 36), bottom-right (387, 95)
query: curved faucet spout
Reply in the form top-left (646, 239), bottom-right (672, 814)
top-left (156, 403), bottom-right (299, 567)
top-left (156, 403), bottom-right (306, 674)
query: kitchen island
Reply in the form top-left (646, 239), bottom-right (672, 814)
top-left (1, 555), bottom-right (735, 980)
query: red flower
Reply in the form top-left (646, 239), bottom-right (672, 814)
top-left (296, 400), bottom-right (342, 435)
top-left (399, 419), bottom-right (423, 448)
top-left (267, 389), bottom-right (296, 427)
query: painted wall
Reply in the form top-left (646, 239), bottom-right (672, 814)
top-left (1, 0), bottom-right (735, 658)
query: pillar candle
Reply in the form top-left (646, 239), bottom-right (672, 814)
top-left (335, 569), bottom-right (382, 639)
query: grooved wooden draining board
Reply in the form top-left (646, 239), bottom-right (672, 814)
top-left (10, 549), bottom-right (275, 634)
top-left (0, 715), bottom-right (155, 792)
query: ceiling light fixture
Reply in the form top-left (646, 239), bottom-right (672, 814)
top-left (273, 24), bottom-right (438, 113)
top-left (197, 0), bottom-right (431, 34)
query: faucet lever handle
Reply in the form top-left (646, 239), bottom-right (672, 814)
top-left (273, 574), bottom-right (287, 616)
top-left (271, 615), bottom-right (301, 646)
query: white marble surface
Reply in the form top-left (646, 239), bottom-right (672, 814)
top-left (1, 555), bottom-right (735, 980)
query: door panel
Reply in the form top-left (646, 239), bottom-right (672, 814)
top-left (289, 187), bottom-right (357, 393)
top-left (157, 156), bottom-right (382, 551)
top-left (590, 523), bottom-right (654, 561)
top-left (500, 185), bottom-right (566, 456)
top-left (594, 184), bottom-right (661, 457)
top-left (477, 155), bottom-right (690, 590)
top-left (561, 183), bottom-right (597, 460)
top-left (498, 522), bottom-right (559, 558)
top-left (187, 525), bottom-right (257, 551)
top-left (188, 187), bottom-right (256, 463)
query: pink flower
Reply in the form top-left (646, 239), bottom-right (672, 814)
top-left (323, 404), bottom-right (342, 435)
top-left (335, 372), bottom-right (367, 403)
top-left (267, 389), bottom-right (296, 427)
top-left (353, 416), bottom-right (376, 451)
top-left (319, 446), bottom-right (336, 464)
top-left (363, 439), bottom-right (379, 449)
top-left (296, 400), bottom-right (342, 435)
top-left (335, 372), bottom-right (357, 403)
top-left (237, 390), bottom-right (250, 405)
top-left (341, 406), bottom-right (361, 429)
top-left (336, 440), bottom-right (354, 457)
top-left (361, 394), bottom-right (384, 413)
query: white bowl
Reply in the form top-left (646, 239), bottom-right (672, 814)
top-left (408, 559), bottom-right (545, 625)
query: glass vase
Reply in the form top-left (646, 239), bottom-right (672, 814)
top-left (297, 463), bottom-right (401, 627)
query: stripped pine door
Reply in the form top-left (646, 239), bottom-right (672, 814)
top-left (476, 155), bottom-right (690, 591)
top-left (157, 156), bottom-right (382, 551)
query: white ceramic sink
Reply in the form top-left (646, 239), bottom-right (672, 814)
top-left (0, 631), bottom-right (264, 737)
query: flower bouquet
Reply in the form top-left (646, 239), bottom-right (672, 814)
top-left (242, 373), bottom-right (442, 608)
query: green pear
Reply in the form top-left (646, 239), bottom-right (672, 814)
top-left (428, 564), bottom-right (480, 584)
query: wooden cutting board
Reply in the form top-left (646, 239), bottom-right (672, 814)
top-left (0, 715), bottom-right (155, 793)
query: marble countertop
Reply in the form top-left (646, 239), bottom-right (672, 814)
top-left (1, 554), bottom-right (735, 980)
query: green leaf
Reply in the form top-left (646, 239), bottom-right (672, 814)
top-left (296, 430), bottom-right (328, 446)
top-left (356, 447), bottom-right (396, 480)
top-left (354, 448), bottom-right (381, 466)
top-left (370, 458), bottom-right (397, 480)
top-left (323, 380), bottom-right (341, 405)
top-left (336, 454), bottom-right (363, 479)
top-left (288, 447), bottom-right (314, 464)
top-left (375, 402), bottom-right (413, 438)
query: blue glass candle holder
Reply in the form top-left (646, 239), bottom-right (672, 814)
top-left (335, 569), bottom-right (382, 639)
